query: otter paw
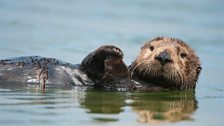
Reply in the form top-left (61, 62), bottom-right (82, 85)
top-left (99, 45), bottom-right (124, 58)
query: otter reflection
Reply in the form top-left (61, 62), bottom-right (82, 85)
top-left (80, 91), bottom-right (126, 114)
top-left (132, 91), bottom-right (197, 124)
top-left (81, 90), bottom-right (197, 124)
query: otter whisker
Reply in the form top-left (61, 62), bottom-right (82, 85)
top-left (145, 67), bottom-right (151, 76)
top-left (174, 70), bottom-right (180, 86)
top-left (171, 70), bottom-right (176, 85)
top-left (146, 65), bottom-right (152, 76)
top-left (130, 61), bottom-right (146, 77)
top-left (177, 70), bottom-right (184, 86)
top-left (171, 72), bottom-right (175, 80)
top-left (147, 63), bottom-right (158, 77)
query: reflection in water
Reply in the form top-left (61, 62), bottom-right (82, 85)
top-left (80, 91), bottom-right (126, 114)
top-left (0, 83), bottom-right (197, 125)
top-left (81, 90), bottom-right (197, 124)
top-left (0, 86), bottom-right (87, 125)
top-left (131, 91), bottom-right (197, 124)
top-left (79, 90), bottom-right (127, 123)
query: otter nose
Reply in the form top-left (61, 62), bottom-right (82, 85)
top-left (155, 51), bottom-right (172, 65)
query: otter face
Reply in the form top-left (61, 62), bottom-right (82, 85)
top-left (130, 37), bottom-right (202, 90)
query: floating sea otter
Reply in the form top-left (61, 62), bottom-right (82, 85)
top-left (0, 37), bottom-right (202, 90)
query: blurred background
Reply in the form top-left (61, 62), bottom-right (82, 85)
top-left (0, 0), bottom-right (224, 125)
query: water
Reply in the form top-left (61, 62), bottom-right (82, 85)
top-left (0, 0), bottom-right (223, 125)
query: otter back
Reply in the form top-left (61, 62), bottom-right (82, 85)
top-left (0, 56), bottom-right (94, 89)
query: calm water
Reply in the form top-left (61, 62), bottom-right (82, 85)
top-left (0, 0), bottom-right (224, 126)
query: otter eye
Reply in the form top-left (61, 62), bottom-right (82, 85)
top-left (149, 46), bottom-right (154, 51)
top-left (180, 52), bottom-right (187, 58)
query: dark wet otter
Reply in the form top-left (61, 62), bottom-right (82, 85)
top-left (129, 37), bottom-right (202, 90)
top-left (0, 45), bottom-right (130, 90)
top-left (0, 37), bottom-right (202, 91)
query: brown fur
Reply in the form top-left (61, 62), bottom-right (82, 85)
top-left (129, 37), bottom-right (202, 90)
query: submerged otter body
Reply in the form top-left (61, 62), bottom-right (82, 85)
top-left (0, 45), bottom-right (130, 90)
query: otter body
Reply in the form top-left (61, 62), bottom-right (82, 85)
top-left (0, 37), bottom-right (202, 91)
top-left (0, 56), bottom-right (93, 88)
top-left (0, 45), bottom-right (131, 90)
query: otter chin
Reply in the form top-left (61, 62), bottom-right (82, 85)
top-left (130, 37), bottom-right (202, 90)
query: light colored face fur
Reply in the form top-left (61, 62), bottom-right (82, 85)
top-left (130, 37), bottom-right (201, 89)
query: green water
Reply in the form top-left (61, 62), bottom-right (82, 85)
top-left (0, 87), bottom-right (199, 126)
top-left (0, 0), bottom-right (224, 126)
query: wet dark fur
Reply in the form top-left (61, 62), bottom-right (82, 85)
top-left (0, 45), bottom-right (130, 90)
top-left (80, 45), bottom-right (131, 89)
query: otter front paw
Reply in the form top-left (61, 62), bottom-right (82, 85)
top-left (80, 45), bottom-right (127, 81)
top-left (96, 45), bottom-right (124, 59)
top-left (81, 45), bottom-right (124, 68)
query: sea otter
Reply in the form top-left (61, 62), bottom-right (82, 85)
top-left (0, 45), bottom-right (130, 90)
top-left (0, 37), bottom-right (202, 91)
top-left (129, 37), bottom-right (202, 90)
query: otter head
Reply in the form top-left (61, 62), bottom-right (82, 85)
top-left (81, 45), bottom-right (130, 88)
top-left (130, 37), bottom-right (202, 90)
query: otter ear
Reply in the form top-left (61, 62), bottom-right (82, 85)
top-left (196, 66), bottom-right (202, 74)
top-left (141, 43), bottom-right (149, 50)
top-left (194, 66), bottom-right (202, 83)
